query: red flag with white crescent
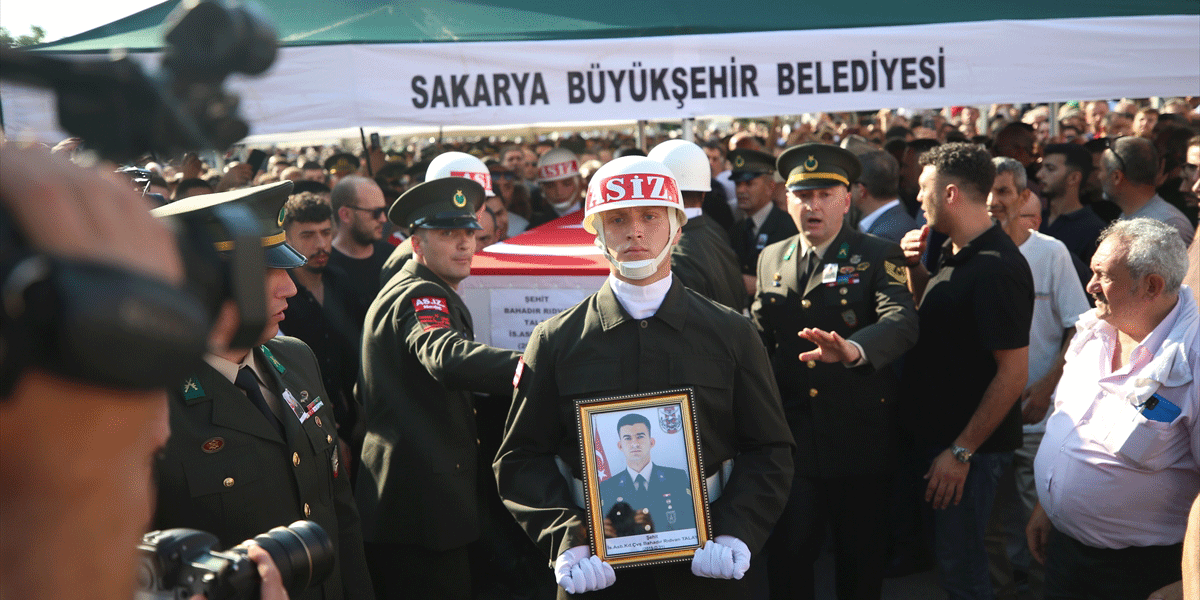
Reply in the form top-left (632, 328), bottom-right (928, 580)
top-left (594, 424), bottom-right (611, 482)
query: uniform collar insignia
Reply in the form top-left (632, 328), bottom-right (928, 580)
top-left (182, 376), bottom-right (205, 400)
top-left (259, 345), bottom-right (286, 375)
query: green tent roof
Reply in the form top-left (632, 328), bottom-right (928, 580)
top-left (32, 0), bottom-right (1200, 52)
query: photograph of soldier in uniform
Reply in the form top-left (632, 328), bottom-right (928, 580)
top-left (593, 408), bottom-right (699, 556)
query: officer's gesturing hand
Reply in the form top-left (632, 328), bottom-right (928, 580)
top-left (797, 328), bottom-right (863, 364)
top-left (554, 545), bottom-right (616, 594)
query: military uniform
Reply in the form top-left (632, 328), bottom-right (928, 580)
top-left (356, 177), bottom-right (520, 599)
top-left (377, 236), bottom-right (413, 287)
top-left (153, 337), bottom-right (374, 600)
top-left (727, 149), bottom-right (798, 276)
top-left (672, 212), bottom-right (745, 311)
top-left (600, 465), bottom-right (697, 535)
top-left (752, 143), bottom-right (919, 600)
top-left (495, 278), bottom-right (795, 599)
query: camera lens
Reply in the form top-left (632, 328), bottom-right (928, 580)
top-left (251, 520), bottom-right (334, 596)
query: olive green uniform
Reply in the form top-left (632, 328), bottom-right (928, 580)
top-left (495, 278), bottom-right (795, 599)
top-left (153, 336), bottom-right (374, 600)
top-left (751, 226), bottom-right (918, 599)
top-left (356, 259), bottom-right (519, 548)
top-left (672, 213), bottom-right (745, 312)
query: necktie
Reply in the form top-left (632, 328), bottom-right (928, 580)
top-left (799, 250), bottom-right (819, 288)
top-left (635, 474), bottom-right (647, 492)
top-left (234, 366), bottom-right (286, 439)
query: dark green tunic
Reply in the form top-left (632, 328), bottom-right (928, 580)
top-left (153, 337), bottom-right (374, 600)
top-left (495, 278), bottom-right (794, 599)
top-left (751, 227), bottom-right (918, 477)
top-left (356, 259), bottom-right (519, 550)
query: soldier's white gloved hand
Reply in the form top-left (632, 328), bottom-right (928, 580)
top-left (690, 535), bottom-right (751, 579)
top-left (554, 545), bottom-right (616, 594)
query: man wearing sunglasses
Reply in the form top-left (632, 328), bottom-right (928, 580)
top-left (1101, 136), bottom-right (1194, 246)
top-left (331, 175), bottom-right (392, 324)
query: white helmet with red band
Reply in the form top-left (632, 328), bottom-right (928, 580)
top-left (647, 139), bottom-right (712, 192)
top-left (426, 152), bottom-right (494, 197)
top-left (583, 156), bottom-right (687, 280)
top-left (536, 148), bottom-right (580, 182)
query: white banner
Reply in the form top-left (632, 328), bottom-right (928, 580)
top-left (3, 15), bottom-right (1196, 141)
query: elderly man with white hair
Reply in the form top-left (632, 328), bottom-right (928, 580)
top-left (1027, 218), bottom-right (1198, 600)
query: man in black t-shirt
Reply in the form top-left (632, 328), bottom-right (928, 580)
top-left (330, 175), bottom-right (392, 324)
top-left (280, 193), bottom-right (367, 482)
top-left (898, 143), bottom-right (1034, 600)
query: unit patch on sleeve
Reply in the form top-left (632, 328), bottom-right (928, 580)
top-left (413, 296), bottom-right (452, 331)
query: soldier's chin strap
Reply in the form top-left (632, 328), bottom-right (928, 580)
top-left (593, 210), bottom-right (679, 280)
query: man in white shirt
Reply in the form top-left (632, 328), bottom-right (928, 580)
top-left (1028, 218), bottom-right (1197, 600)
top-left (984, 159), bottom-right (1090, 598)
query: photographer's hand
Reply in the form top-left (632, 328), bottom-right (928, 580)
top-left (244, 542), bottom-right (290, 600)
top-left (0, 143), bottom-right (183, 285)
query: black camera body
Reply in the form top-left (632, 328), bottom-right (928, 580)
top-left (136, 520), bottom-right (334, 600)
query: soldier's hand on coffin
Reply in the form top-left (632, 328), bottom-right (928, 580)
top-left (798, 328), bottom-right (862, 364)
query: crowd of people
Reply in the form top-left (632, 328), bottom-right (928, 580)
top-left (3, 96), bottom-right (1199, 600)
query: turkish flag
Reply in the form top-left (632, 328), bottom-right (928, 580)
top-left (594, 424), bottom-right (611, 482)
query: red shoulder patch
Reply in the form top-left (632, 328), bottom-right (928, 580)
top-left (413, 296), bottom-right (449, 313)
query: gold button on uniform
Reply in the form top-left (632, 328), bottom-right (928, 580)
top-left (304, 503), bottom-right (311, 517)
top-left (801, 299), bottom-right (812, 309)
top-left (223, 477), bottom-right (235, 487)
top-left (809, 388), bottom-right (819, 397)
top-left (840, 299), bottom-right (848, 305)
top-left (326, 434), bottom-right (333, 444)
top-left (292, 452), bottom-right (300, 467)
top-left (839, 287), bottom-right (848, 295)
top-left (806, 360), bottom-right (816, 368)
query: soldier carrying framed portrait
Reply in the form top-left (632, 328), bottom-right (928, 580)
top-left (576, 388), bottom-right (712, 568)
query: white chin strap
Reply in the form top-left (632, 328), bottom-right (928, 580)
top-left (550, 198), bottom-right (577, 212)
top-left (594, 210), bottom-right (678, 280)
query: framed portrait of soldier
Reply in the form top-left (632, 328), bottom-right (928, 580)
top-left (576, 388), bottom-right (711, 568)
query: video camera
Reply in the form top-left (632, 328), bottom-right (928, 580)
top-left (0, 0), bottom-right (279, 395)
top-left (136, 520), bottom-right (334, 600)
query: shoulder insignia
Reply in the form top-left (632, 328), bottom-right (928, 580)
top-left (783, 242), bottom-right (797, 261)
top-left (413, 296), bottom-right (450, 314)
top-left (260, 345), bottom-right (286, 374)
top-left (182, 377), bottom-right (205, 400)
top-left (885, 261), bottom-right (908, 285)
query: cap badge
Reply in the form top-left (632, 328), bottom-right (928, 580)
top-left (804, 156), bottom-right (818, 171)
top-left (453, 190), bottom-right (467, 208)
top-left (734, 155), bottom-right (745, 168)
top-left (277, 207), bottom-right (286, 227)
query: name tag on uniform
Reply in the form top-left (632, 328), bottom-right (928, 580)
top-left (821, 263), bottom-right (839, 284)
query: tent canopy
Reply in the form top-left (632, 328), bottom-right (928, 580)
top-left (31, 0), bottom-right (1200, 52)
top-left (5, 1), bottom-right (1197, 144)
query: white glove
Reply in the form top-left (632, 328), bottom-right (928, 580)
top-left (554, 545), bottom-right (616, 594)
top-left (690, 535), bottom-right (751, 580)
